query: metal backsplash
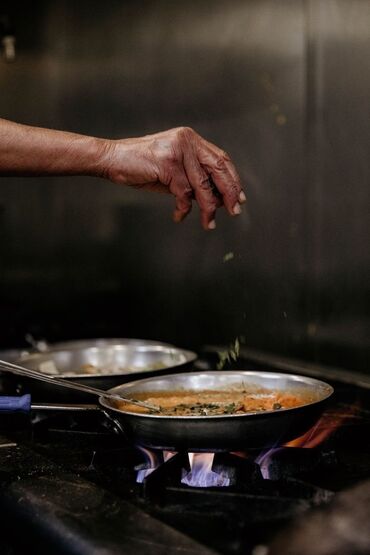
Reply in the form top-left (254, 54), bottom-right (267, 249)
top-left (0, 0), bottom-right (369, 371)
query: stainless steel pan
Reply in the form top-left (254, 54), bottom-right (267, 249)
top-left (22, 336), bottom-right (174, 354)
top-left (7, 341), bottom-right (197, 402)
top-left (0, 370), bottom-right (333, 452)
top-left (98, 371), bottom-right (333, 451)
top-left (18, 343), bottom-right (196, 379)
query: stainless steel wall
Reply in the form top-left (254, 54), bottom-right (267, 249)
top-left (0, 0), bottom-right (369, 370)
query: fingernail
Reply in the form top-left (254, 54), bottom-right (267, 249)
top-left (233, 202), bottom-right (242, 215)
top-left (239, 191), bottom-right (247, 203)
top-left (208, 220), bottom-right (216, 230)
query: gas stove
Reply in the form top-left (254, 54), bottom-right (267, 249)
top-left (0, 353), bottom-right (370, 555)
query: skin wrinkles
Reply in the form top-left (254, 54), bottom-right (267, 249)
top-left (108, 127), bottom-right (245, 229)
top-left (0, 119), bottom-right (246, 229)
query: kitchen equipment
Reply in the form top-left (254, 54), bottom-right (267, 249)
top-left (99, 371), bottom-right (334, 451)
top-left (0, 370), bottom-right (334, 451)
top-left (0, 360), bottom-right (160, 412)
top-left (23, 336), bottom-right (174, 354)
top-left (0, 349), bottom-right (24, 363)
top-left (9, 341), bottom-right (197, 401)
top-left (18, 343), bottom-right (195, 379)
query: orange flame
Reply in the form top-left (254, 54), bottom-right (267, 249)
top-left (285, 405), bottom-right (359, 448)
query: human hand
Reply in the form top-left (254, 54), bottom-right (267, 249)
top-left (103, 127), bottom-right (246, 230)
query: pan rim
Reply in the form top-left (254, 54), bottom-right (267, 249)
top-left (17, 345), bottom-right (197, 379)
top-left (100, 370), bottom-right (334, 419)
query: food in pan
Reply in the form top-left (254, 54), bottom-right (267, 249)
top-left (38, 361), bottom-right (168, 376)
top-left (116, 387), bottom-right (314, 416)
top-left (78, 363), bottom-right (167, 375)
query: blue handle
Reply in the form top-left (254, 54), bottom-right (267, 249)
top-left (0, 394), bottom-right (31, 412)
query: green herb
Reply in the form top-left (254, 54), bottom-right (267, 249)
top-left (216, 351), bottom-right (230, 370)
top-left (217, 337), bottom-right (242, 369)
top-left (223, 403), bottom-right (236, 414)
top-left (223, 252), bottom-right (235, 263)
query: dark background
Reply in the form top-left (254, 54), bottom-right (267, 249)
top-left (0, 0), bottom-right (369, 371)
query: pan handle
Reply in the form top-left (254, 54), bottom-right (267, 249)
top-left (0, 395), bottom-right (128, 440)
top-left (32, 403), bottom-right (100, 411)
top-left (0, 394), bottom-right (31, 412)
top-left (33, 402), bottom-right (130, 440)
top-left (0, 395), bottom-right (99, 412)
top-left (100, 409), bottom-right (126, 435)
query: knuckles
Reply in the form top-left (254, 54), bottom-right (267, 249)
top-left (214, 152), bottom-right (229, 171)
top-left (174, 126), bottom-right (196, 142)
top-left (171, 126), bottom-right (199, 151)
top-left (154, 127), bottom-right (198, 167)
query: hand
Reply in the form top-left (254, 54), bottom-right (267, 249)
top-left (104, 127), bottom-right (246, 230)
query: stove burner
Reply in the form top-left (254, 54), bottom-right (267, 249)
top-left (182, 453), bottom-right (231, 487)
top-left (140, 451), bottom-right (262, 494)
top-left (1, 358), bottom-right (370, 555)
top-left (133, 405), bottom-right (353, 489)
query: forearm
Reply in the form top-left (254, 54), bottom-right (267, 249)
top-left (0, 119), bottom-right (245, 228)
top-left (0, 118), bottom-right (110, 177)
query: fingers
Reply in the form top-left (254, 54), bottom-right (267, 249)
top-left (168, 169), bottom-right (193, 223)
top-left (168, 163), bottom-right (222, 230)
top-left (173, 188), bottom-right (193, 223)
top-left (149, 126), bottom-right (244, 229)
top-left (183, 149), bottom-right (222, 230)
top-left (173, 196), bottom-right (192, 223)
top-left (198, 139), bottom-right (246, 217)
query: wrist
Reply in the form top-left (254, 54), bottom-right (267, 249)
top-left (90, 137), bottom-right (117, 180)
top-left (95, 139), bottom-right (134, 186)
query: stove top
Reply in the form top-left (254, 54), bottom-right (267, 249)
top-left (0, 355), bottom-right (370, 555)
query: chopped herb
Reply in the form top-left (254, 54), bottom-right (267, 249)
top-left (217, 336), bottom-right (242, 369)
top-left (216, 350), bottom-right (230, 370)
top-left (223, 403), bottom-right (236, 414)
top-left (223, 252), bottom-right (235, 263)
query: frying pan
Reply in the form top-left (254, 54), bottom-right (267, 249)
top-left (6, 341), bottom-right (197, 402)
top-left (0, 370), bottom-right (333, 452)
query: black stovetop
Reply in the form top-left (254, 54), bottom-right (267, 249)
top-left (0, 356), bottom-right (370, 555)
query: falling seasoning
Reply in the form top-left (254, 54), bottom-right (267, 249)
top-left (223, 252), bottom-right (235, 263)
top-left (217, 337), bottom-right (241, 370)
